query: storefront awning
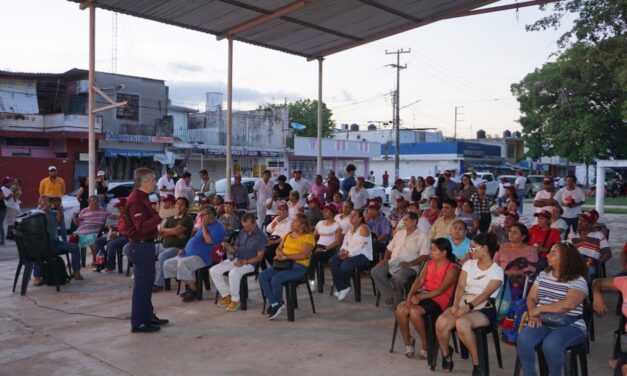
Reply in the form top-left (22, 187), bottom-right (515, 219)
top-left (104, 149), bottom-right (159, 157)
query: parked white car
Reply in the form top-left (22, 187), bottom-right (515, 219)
top-left (527, 175), bottom-right (546, 197)
top-left (340, 178), bottom-right (387, 205)
top-left (61, 181), bottom-right (157, 229)
top-left (475, 172), bottom-right (499, 197)
top-left (497, 175), bottom-right (534, 198)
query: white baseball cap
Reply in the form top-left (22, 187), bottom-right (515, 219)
top-left (97, 170), bottom-right (105, 176)
top-left (48, 166), bottom-right (57, 171)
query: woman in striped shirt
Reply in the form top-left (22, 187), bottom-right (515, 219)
top-left (517, 241), bottom-right (588, 376)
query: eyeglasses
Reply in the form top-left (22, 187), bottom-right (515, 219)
top-left (469, 245), bottom-right (483, 253)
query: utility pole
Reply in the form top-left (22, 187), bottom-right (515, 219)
top-left (454, 106), bottom-right (464, 141)
top-left (386, 48), bottom-right (410, 179)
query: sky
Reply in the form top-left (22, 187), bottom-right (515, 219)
top-left (1, 0), bottom-right (573, 139)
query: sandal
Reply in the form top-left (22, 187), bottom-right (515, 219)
top-left (418, 349), bottom-right (428, 360)
top-left (441, 345), bottom-right (454, 372)
top-left (404, 337), bottom-right (416, 358)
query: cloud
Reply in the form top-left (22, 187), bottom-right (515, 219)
top-left (167, 80), bottom-right (299, 107)
top-left (167, 62), bottom-right (205, 73)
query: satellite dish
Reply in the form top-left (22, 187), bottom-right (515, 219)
top-left (290, 122), bottom-right (306, 130)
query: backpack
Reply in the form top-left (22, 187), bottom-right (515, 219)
top-left (42, 256), bottom-right (71, 286)
top-left (500, 297), bottom-right (528, 344)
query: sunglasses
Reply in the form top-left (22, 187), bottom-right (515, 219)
top-left (469, 245), bottom-right (483, 253)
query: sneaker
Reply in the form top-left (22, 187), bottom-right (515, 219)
top-left (217, 295), bottom-right (232, 307)
top-left (226, 301), bottom-right (240, 312)
top-left (309, 279), bottom-right (317, 290)
top-left (33, 277), bottom-right (43, 286)
top-left (334, 289), bottom-right (340, 298)
top-left (268, 303), bottom-right (286, 320)
top-left (100, 268), bottom-right (115, 274)
top-left (337, 287), bottom-right (351, 301)
top-left (72, 272), bottom-right (84, 280)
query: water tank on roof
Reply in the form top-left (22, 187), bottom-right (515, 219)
top-left (350, 123), bottom-right (359, 131)
top-left (503, 130), bottom-right (512, 138)
top-left (513, 131), bottom-right (522, 138)
top-left (341, 123), bottom-right (349, 130)
top-left (477, 129), bottom-right (486, 139)
top-left (367, 124), bottom-right (377, 131)
top-left (205, 92), bottom-right (223, 112)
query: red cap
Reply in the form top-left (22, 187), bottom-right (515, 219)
top-left (500, 176), bottom-right (508, 182)
top-left (543, 177), bottom-right (554, 184)
top-left (477, 182), bottom-right (487, 188)
top-left (161, 194), bottom-right (175, 203)
top-left (455, 196), bottom-right (467, 203)
top-left (357, 176), bottom-right (366, 180)
top-left (114, 197), bottom-right (128, 208)
top-left (224, 200), bottom-right (235, 206)
top-left (277, 200), bottom-right (288, 209)
top-left (307, 196), bottom-right (321, 206)
top-left (395, 178), bottom-right (404, 185)
top-left (322, 204), bottom-right (337, 214)
top-left (579, 210), bottom-right (599, 223)
top-left (534, 210), bottom-right (551, 220)
top-left (395, 195), bottom-right (405, 202)
top-left (1, 176), bottom-right (12, 185)
top-left (368, 201), bottom-right (381, 210)
top-left (425, 176), bottom-right (435, 184)
top-left (505, 212), bottom-right (519, 222)
top-left (200, 197), bottom-right (212, 205)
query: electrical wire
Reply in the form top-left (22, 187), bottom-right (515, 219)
top-left (24, 295), bottom-right (129, 321)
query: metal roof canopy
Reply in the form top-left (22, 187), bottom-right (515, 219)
top-left (69, 0), bottom-right (507, 60)
top-left (69, 0), bottom-right (556, 199)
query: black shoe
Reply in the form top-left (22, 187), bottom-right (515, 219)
top-left (150, 316), bottom-right (169, 326)
top-left (441, 345), bottom-right (454, 372)
top-left (267, 304), bottom-right (279, 317)
top-left (472, 365), bottom-right (480, 376)
top-left (152, 285), bottom-right (163, 293)
top-left (131, 323), bottom-right (161, 333)
top-left (182, 291), bottom-right (197, 302)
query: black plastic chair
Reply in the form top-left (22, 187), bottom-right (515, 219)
top-left (214, 263), bottom-right (260, 310)
top-left (262, 263), bottom-right (317, 322)
top-left (177, 264), bottom-right (212, 300)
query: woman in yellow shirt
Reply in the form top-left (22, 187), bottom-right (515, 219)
top-left (259, 213), bottom-right (315, 320)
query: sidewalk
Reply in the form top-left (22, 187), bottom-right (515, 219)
top-left (0, 207), bottom-right (625, 375)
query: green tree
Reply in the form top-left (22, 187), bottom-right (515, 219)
top-left (258, 99), bottom-right (336, 138)
top-left (511, 38), bottom-right (626, 164)
top-left (528, 0), bottom-right (625, 48)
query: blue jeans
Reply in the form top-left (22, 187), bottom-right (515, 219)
top-left (258, 264), bottom-right (307, 306)
top-left (328, 254), bottom-right (371, 291)
top-left (517, 324), bottom-right (586, 376)
top-left (52, 209), bottom-right (67, 242)
top-left (105, 236), bottom-right (128, 270)
top-left (34, 240), bottom-right (81, 277)
top-left (154, 246), bottom-right (180, 287)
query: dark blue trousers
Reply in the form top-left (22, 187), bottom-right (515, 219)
top-left (128, 241), bottom-right (155, 327)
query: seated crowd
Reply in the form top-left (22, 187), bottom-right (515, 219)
top-left (26, 167), bottom-right (623, 375)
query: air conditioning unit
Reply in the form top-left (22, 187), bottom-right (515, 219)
top-left (76, 80), bottom-right (89, 95)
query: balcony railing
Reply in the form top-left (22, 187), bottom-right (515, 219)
top-left (0, 113), bottom-right (103, 133)
top-left (174, 128), bottom-right (287, 150)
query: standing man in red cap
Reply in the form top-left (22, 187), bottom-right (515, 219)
top-left (125, 168), bottom-right (173, 333)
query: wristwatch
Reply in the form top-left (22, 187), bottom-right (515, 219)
top-left (467, 302), bottom-right (475, 311)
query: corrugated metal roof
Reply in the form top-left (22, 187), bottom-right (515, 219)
top-left (67, 0), bottom-right (498, 59)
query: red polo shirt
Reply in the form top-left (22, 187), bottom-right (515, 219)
top-left (528, 224), bottom-right (561, 259)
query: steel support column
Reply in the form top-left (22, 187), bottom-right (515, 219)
top-left (87, 1), bottom-right (96, 195)
top-left (226, 36), bottom-right (233, 200)
top-left (316, 58), bottom-right (323, 176)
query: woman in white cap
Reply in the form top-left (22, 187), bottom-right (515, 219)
top-left (96, 170), bottom-right (109, 208)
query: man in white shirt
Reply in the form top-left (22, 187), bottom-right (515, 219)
top-left (554, 174), bottom-right (586, 234)
top-left (497, 176), bottom-right (508, 199)
top-left (533, 177), bottom-right (559, 216)
top-left (288, 169), bottom-right (311, 203)
top-left (174, 172), bottom-right (195, 202)
top-left (514, 170), bottom-right (528, 208)
top-left (253, 170), bottom-right (274, 228)
top-left (470, 171), bottom-right (484, 187)
top-left (371, 212), bottom-right (428, 306)
top-left (389, 178), bottom-right (410, 210)
top-left (157, 169), bottom-right (175, 197)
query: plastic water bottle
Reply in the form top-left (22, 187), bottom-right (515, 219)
top-left (95, 250), bottom-right (106, 272)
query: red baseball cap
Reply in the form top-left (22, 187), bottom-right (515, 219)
top-left (224, 200), bottom-right (235, 206)
top-left (367, 201), bottom-right (381, 210)
top-left (395, 195), bottom-right (405, 202)
top-left (395, 178), bottom-right (404, 185)
top-left (425, 176), bottom-right (435, 184)
top-left (505, 212), bottom-right (520, 222)
top-left (322, 204), bottom-right (337, 214)
top-left (543, 177), bottom-right (554, 184)
top-left (114, 197), bottom-right (128, 208)
top-left (534, 210), bottom-right (551, 220)
top-left (579, 210), bottom-right (599, 223)
top-left (161, 194), bottom-right (175, 203)
top-left (200, 197), bottom-right (212, 205)
top-left (1, 176), bottom-right (12, 185)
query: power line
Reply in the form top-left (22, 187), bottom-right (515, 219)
top-left (385, 48), bottom-right (410, 180)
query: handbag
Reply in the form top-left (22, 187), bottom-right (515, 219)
top-left (539, 312), bottom-right (581, 328)
top-left (459, 293), bottom-right (491, 310)
top-left (272, 258), bottom-right (294, 270)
